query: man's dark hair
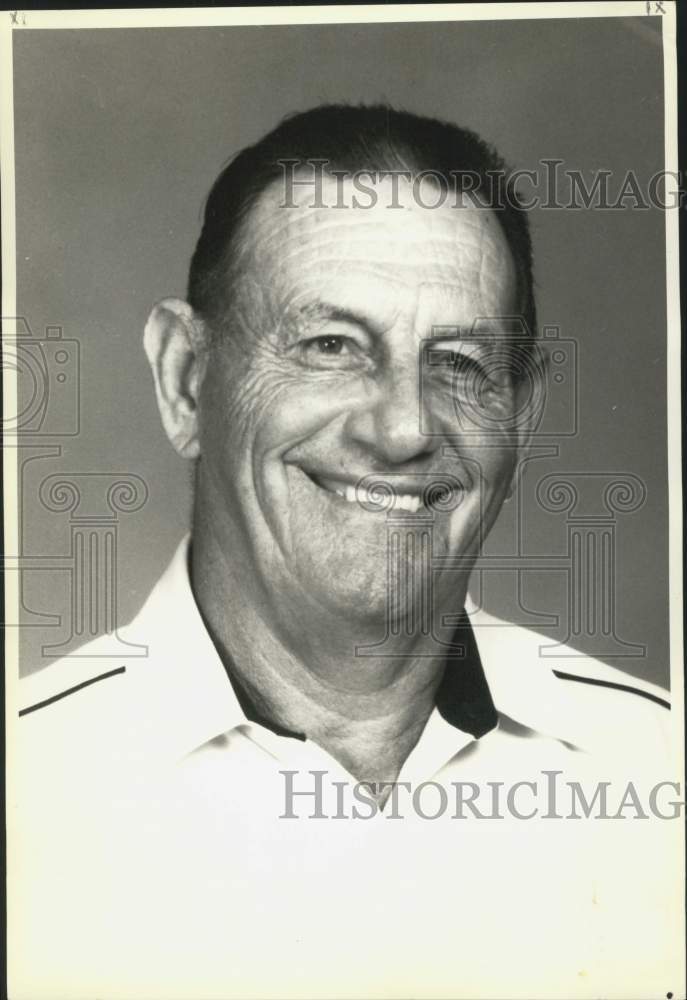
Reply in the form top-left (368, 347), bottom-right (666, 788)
top-left (188, 103), bottom-right (536, 339)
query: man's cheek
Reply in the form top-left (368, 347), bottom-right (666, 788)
top-left (198, 361), bottom-right (288, 454)
top-left (253, 377), bottom-right (369, 450)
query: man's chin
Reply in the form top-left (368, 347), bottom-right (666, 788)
top-left (300, 570), bottom-right (392, 624)
top-left (291, 552), bottom-right (435, 639)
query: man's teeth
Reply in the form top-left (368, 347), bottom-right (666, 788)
top-left (333, 485), bottom-right (422, 512)
top-left (393, 493), bottom-right (422, 513)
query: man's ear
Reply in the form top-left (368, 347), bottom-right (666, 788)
top-left (143, 298), bottom-right (208, 459)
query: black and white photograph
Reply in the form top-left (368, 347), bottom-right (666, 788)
top-left (2, 3), bottom-right (685, 998)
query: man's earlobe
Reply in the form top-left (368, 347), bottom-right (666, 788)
top-left (143, 298), bottom-right (207, 459)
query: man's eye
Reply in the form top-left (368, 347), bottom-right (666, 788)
top-left (315, 336), bottom-right (345, 355)
top-left (296, 334), bottom-right (367, 370)
top-left (426, 349), bottom-right (483, 376)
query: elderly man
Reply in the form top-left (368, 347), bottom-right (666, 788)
top-left (15, 106), bottom-right (678, 999)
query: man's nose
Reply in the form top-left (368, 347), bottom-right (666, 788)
top-left (344, 360), bottom-right (440, 465)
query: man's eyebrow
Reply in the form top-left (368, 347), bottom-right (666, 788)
top-left (295, 302), bottom-right (379, 336)
top-left (427, 324), bottom-right (505, 343)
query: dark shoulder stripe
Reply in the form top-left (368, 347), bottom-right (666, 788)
top-left (552, 669), bottom-right (670, 709)
top-left (19, 666), bottom-right (126, 717)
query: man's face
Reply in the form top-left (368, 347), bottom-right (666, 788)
top-left (196, 175), bottom-right (524, 627)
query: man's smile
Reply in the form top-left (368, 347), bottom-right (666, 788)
top-left (298, 468), bottom-right (464, 514)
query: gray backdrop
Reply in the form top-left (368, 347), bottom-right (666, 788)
top-left (13, 16), bottom-right (670, 685)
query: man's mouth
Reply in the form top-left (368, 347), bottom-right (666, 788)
top-left (303, 472), bottom-right (462, 514)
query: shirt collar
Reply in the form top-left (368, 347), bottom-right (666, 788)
top-left (435, 610), bottom-right (498, 739)
top-left (133, 535), bottom-right (564, 763)
top-left (127, 536), bottom-right (246, 762)
top-left (465, 599), bottom-right (596, 751)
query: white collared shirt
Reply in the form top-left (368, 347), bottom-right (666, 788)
top-left (11, 536), bottom-right (683, 1000)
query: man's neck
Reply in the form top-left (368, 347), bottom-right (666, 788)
top-left (190, 526), bottom-right (469, 788)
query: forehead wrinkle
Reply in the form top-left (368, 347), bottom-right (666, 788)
top-left (270, 216), bottom-right (483, 253)
top-left (238, 186), bottom-right (517, 332)
top-left (243, 176), bottom-right (507, 250)
top-left (413, 279), bottom-right (498, 338)
top-left (261, 250), bottom-right (510, 340)
top-left (268, 227), bottom-right (497, 287)
top-left (244, 183), bottom-right (498, 257)
top-left (262, 209), bottom-right (509, 283)
top-left (280, 259), bottom-right (487, 292)
top-left (277, 262), bottom-right (414, 307)
top-left (280, 252), bottom-right (503, 317)
top-left (277, 268), bottom-right (408, 333)
top-left (259, 208), bottom-right (492, 258)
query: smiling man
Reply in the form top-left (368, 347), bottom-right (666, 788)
top-left (15, 106), bottom-right (677, 999)
top-left (143, 120), bottom-right (529, 790)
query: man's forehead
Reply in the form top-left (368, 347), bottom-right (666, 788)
top-left (246, 174), bottom-right (509, 246)
top-left (236, 174), bottom-right (518, 318)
